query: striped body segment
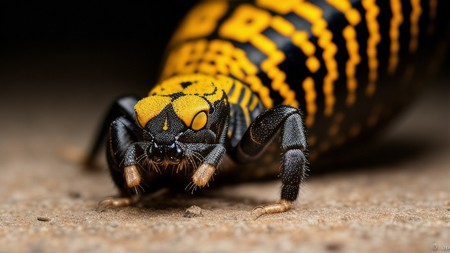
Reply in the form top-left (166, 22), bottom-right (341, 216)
top-left (88, 0), bottom-right (449, 216)
top-left (157, 0), bottom-right (449, 165)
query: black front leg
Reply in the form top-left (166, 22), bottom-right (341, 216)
top-left (185, 143), bottom-right (226, 188)
top-left (84, 95), bottom-right (148, 209)
top-left (231, 105), bottom-right (308, 218)
top-left (85, 95), bottom-right (140, 167)
top-left (107, 116), bottom-right (146, 195)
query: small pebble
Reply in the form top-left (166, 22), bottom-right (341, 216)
top-left (37, 217), bottom-right (51, 222)
top-left (68, 191), bottom-right (82, 199)
top-left (183, 205), bottom-right (203, 218)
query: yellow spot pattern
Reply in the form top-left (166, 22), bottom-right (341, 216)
top-left (388, 0), bottom-right (403, 74)
top-left (169, 1), bottom-right (228, 46)
top-left (409, 0), bottom-right (422, 53)
top-left (161, 39), bottom-right (273, 108)
top-left (326, 0), bottom-right (362, 107)
top-left (219, 4), bottom-right (298, 107)
top-left (294, 1), bottom-right (339, 117)
top-left (362, 0), bottom-right (381, 96)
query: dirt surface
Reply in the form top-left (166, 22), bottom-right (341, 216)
top-left (0, 50), bottom-right (449, 253)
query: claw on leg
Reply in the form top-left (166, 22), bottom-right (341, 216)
top-left (192, 163), bottom-right (216, 187)
top-left (96, 195), bottom-right (141, 212)
top-left (124, 165), bottom-right (141, 188)
top-left (251, 199), bottom-right (293, 219)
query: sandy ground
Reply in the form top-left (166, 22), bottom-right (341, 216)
top-left (0, 49), bottom-right (449, 253)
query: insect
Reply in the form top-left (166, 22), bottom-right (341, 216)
top-left (86, 0), bottom-right (449, 218)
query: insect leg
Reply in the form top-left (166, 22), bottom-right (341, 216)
top-left (231, 105), bottom-right (307, 218)
top-left (190, 144), bottom-right (226, 187)
top-left (85, 95), bottom-right (147, 209)
top-left (84, 95), bottom-right (140, 168)
top-left (98, 115), bottom-right (148, 209)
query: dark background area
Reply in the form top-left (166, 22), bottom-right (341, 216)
top-left (0, 1), bottom-right (199, 97)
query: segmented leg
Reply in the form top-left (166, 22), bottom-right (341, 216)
top-left (185, 143), bottom-right (226, 187)
top-left (85, 96), bottom-right (147, 209)
top-left (84, 95), bottom-right (140, 168)
top-left (231, 105), bottom-right (307, 218)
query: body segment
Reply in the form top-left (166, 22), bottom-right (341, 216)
top-left (87, 0), bottom-right (449, 216)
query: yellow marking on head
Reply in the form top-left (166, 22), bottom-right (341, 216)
top-left (151, 74), bottom-right (225, 104)
top-left (294, 1), bottom-right (339, 117)
top-left (191, 111), bottom-right (208, 131)
top-left (172, 95), bottom-right (210, 128)
top-left (170, 1), bottom-right (228, 46)
top-left (162, 117), bottom-right (169, 131)
top-left (388, 0), bottom-right (403, 74)
top-left (302, 77), bottom-right (317, 128)
top-left (134, 96), bottom-right (172, 128)
top-left (409, 0), bottom-right (422, 53)
top-left (362, 0), bottom-right (381, 96)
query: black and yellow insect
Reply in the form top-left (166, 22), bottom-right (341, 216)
top-left (87, 0), bottom-right (449, 217)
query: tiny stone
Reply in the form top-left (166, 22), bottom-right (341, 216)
top-left (183, 205), bottom-right (203, 218)
top-left (326, 242), bottom-right (344, 251)
top-left (37, 217), bottom-right (51, 222)
top-left (68, 191), bottom-right (82, 199)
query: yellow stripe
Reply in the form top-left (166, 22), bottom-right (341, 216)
top-left (326, 0), bottom-right (361, 107)
top-left (249, 95), bottom-right (259, 111)
top-left (409, 0), bottom-right (422, 53)
top-left (326, 0), bottom-right (361, 25)
top-left (295, 1), bottom-right (339, 117)
top-left (252, 34), bottom-right (299, 107)
top-left (342, 26), bottom-right (361, 106)
top-left (160, 39), bottom-right (273, 108)
top-left (302, 77), bottom-right (317, 128)
top-left (270, 16), bottom-right (321, 73)
top-left (362, 0), bottom-right (381, 96)
top-left (388, 0), bottom-right (403, 74)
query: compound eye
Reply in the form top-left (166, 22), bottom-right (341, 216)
top-left (191, 111), bottom-right (208, 131)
